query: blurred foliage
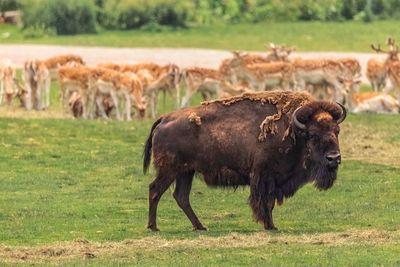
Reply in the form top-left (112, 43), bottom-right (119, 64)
top-left (13, 0), bottom-right (400, 35)
top-left (0, 0), bottom-right (18, 11)
top-left (98, 0), bottom-right (189, 30)
top-left (19, 0), bottom-right (97, 35)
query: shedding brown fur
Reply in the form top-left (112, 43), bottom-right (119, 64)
top-left (203, 91), bottom-right (314, 141)
top-left (188, 112), bottom-right (202, 126)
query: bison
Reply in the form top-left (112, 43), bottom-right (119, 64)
top-left (143, 91), bottom-right (346, 231)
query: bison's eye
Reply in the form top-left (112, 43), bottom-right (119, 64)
top-left (334, 127), bottom-right (340, 135)
top-left (309, 134), bottom-right (319, 142)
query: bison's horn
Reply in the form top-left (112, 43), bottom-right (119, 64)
top-left (293, 107), bottom-right (306, 130)
top-left (336, 102), bottom-right (347, 124)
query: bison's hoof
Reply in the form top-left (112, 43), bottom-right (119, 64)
top-left (194, 226), bottom-right (207, 231)
top-left (264, 226), bottom-right (278, 231)
top-left (147, 225), bottom-right (160, 232)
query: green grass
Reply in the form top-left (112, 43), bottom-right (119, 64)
top-left (0, 83), bottom-right (399, 264)
top-left (2, 21), bottom-right (400, 51)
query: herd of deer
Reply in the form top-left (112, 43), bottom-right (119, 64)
top-left (0, 39), bottom-right (399, 120)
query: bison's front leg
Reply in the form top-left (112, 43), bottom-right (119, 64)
top-left (249, 172), bottom-right (277, 230)
top-left (264, 196), bottom-right (277, 230)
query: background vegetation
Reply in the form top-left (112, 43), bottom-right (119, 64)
top-left (2, 0), bottom-right (400, 35)
top-left (1, 21), bottom-right (400, 51)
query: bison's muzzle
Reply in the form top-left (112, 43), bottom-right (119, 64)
top-left (326, 151), bottom-right (341, 168)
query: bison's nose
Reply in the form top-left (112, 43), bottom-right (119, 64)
top-left (326, 152), bottom-right (341, 167)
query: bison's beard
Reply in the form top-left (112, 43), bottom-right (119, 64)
top-left (310, 164), bottom-right (338, 190)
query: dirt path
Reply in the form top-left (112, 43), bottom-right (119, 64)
top-left (0, 44), bottom-right (386, 83)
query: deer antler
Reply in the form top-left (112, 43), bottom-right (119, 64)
top-left (231, 50), bottom-right (242, 57)
top-left (386, 36), bottom-right (395, 46)
top-left (371, 44), bottom-right (387, 53)
top-left (386, 37), bottom-right (397, 51)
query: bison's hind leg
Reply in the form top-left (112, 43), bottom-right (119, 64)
top-left (147, 169), bottom-right (175, 231)
top-left (173, 171), bottom-right (207, 231)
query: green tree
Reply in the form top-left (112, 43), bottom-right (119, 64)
top-left (371, 0), bottom-right (386, 16)
top-left (341, 0), bottom-right (357, 19)
top-left (0, 0), bottom-right (17, 11)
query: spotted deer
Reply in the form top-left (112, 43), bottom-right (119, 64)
top-left (23, 59), bottom-right (51, 110)
top-left (306, 58), bottom-right (361, 103)
top-left (44, 54), bottom-right (85, 79)
top-left (0, 59), bottom-right (16, 106)
top-left (293, 59), bottom-right (353, 103)
top-left (366, 58), bottom-right (387, 91)
top-left (226, 52), bottom-right (295, 92)
top-left (369, 38), bottom-right (400, 95)
top-left (264, 43), bottom-right (295, 62)
top-left (332, 74), bottom-right (398, 113)
top-left (351, 91), bottom-right (399, 114)
top-left (181, 67), bottom-right (245, 107)
top-left (219, 53), bottom-right (266, 84)
top-left (58, 66), bottom-right (95, 118)
top-left (92, 68), bottom-right (146, 120)
top-left (68, 91), bottom-right (114, 119)
top-left (98, 63), bottom-right (180, 112)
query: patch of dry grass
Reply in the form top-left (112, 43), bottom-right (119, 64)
top-left (340, 119), bottom-right (400, 166)
top-left (0, 106), bottom-right (70, 120)
top-left (0, 229), bottom-right (398, 264)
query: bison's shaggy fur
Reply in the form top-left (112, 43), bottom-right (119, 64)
top-left (203, 91), bottom-right (313, 141)
top-left (143, 91), bottom-right (346, 231)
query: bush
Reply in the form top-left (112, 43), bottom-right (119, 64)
top-left (355, 0), bottom-right (367, 11)
top-left (252, 2), bottom-right (300, 22)
top-left (341, 0), bottom-right (357, 19)
top-left (371, 0), bottom-right (387, 16)
top-left (23, 25), bottom-right (56, 39)
top-left (363, 0), bottom-right (376, 21)
top-left (20, 0), bottom-right (97, 35)
top-left (99, 0), bottom-right (190, 30)
top-left (153, 1), bottom-right (189, 26)
top-left (298, 1), bottom-right (324, 21)
top-left (16, 0), bottom-right (400, 36)
top-left (0, 0), bottom-right (17, 11)
top-left (325, 4), bottom-right (343, 21)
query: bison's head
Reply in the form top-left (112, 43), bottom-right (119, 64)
top-left (293, 101), bottom-right (346, 190)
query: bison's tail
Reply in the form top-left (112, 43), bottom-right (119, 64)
top-left (143, 117), bottom-right (163, 174)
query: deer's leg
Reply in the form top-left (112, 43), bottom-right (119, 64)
top-left (125, 93), bottom-right (132, 121)
top-left (96, 95), bottom-right (109, 119)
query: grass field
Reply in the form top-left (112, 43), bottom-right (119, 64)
top-left (2, 21), bottom-right (400, 51)
top-left (0, 81), bottom-right (399, 265)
